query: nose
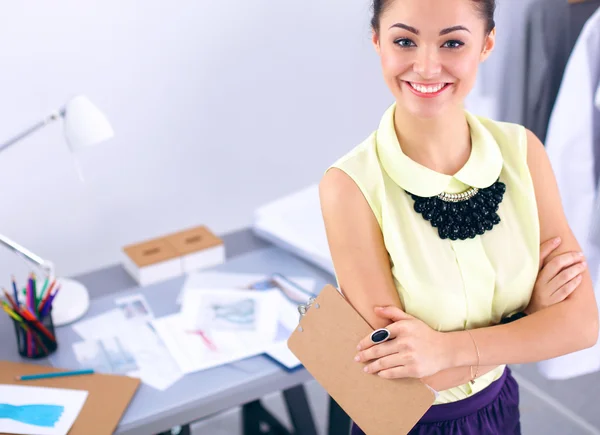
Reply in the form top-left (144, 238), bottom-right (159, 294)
top-left (413, 47), bottom-right (442, 79)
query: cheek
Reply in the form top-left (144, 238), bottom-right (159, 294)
top-left (380, 50), bottom-right (409, 79)
top-left (446, 53), bottom-right (481, 88)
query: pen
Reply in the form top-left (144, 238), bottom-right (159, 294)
top-left (16, 369), bottom-right (95, 381)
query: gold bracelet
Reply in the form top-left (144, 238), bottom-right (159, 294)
top-left (465, 329), bottom-right (480, 385)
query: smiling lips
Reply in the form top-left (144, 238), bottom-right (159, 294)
top-left (405, 81), bottom-right (451, 98)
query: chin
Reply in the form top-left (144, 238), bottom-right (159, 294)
top-left (399, 101), bottom-right (448, 120)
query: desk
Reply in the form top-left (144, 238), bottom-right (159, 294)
top-left (0, 229), bottom-right (350, 435)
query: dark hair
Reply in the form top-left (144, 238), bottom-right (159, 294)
top-left (371, 0), bottom-right (496, 34)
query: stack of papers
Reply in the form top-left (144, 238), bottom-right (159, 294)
top-left (68, 295), bottom-right (183, 391)
top-left (155, 271), bottom-right (317, 373)
top-left (252, 184), bottom-right (335, 275)
top-left (63, 272), bottom-right (318, 387)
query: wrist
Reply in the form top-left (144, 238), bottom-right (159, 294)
top-left (447, 330), bottom-right (479, 368)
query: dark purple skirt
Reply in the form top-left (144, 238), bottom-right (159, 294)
top-left (351, 367), bottom-right (520, 435)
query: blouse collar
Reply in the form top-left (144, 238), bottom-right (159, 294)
top-left (376, 103), bottom-right (503, 197)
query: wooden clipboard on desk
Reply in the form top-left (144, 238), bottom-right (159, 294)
top-left (0, 361), bottom-right (140, 435)
top-left (287, 285), bottom-right (435, 435)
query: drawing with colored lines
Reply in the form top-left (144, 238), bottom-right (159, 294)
top-left (0, 385), bottom-right (87, 435)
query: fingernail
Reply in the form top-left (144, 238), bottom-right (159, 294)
top-left (582, 261), bottom-right (587, 267)
top-left (554, 237), bottom-right (561, 244)
top-left (356, 345), bottom-right (361, 351)
top-left (579, 252), bottom-right (585, 257)
top-left (354, 355), bottom-right (360, 362)
top-left (363, 367), bottom-right (369, 373)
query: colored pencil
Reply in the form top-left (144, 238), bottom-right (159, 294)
top-left (2, 288), bottom-right (20, 312)
top-left (32, 274), bottom-right (37, 315)
top-left (20, 308), bottom-right (55, 342)
top-left (37, 279), bottom-right (55, 314)
top-left (16, 369), bottom-right (94, 381)
top-left (37, 277), bottom-right (50, 310)
top-left (2, 303), bottom-right (51, 354)
top-left (40, 284), bottom-right (60, 318)
top-left (11, 275), bottom-right (19, 308)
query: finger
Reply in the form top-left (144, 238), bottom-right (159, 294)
top-left (373, 305), bottom-right (412, 323)
top-left (539, 237), bottom-right (561, 269)
top-left (377, 365), bottom-right (417, 379)
top-left (356, 339), bottom-right (401, 363)
top-left (363, 353), bottom-right (411, 374)
top-left (539, 251), bottom-right (585, 283)
top-left (357, 325), bottom-right (399, 352)
top-left (549, 261), bottom-right (587, 292)
top-left (551, 274), bottom-right (584, 303)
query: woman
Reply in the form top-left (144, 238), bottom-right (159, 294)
top-left (319, 0), bottom-right (599, 433)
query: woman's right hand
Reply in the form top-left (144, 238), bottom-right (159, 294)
top-left (525, 237), bottom-right (588, 315)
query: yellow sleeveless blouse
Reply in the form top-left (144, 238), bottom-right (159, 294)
top-left (330, 104), bottom-right (540, 404)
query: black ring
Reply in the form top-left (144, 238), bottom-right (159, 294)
top-left (370, 328), bottom-right (391, 344)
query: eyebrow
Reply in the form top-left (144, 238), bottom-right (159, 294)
top-left (388, 23), bottom-right (471, 36)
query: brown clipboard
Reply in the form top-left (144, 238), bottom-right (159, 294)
top-left (287, 285), bottom-right (435, 435)
top-left (0, 361), bottom-right (140, 435)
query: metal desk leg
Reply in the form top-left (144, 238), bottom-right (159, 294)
top-left (243, 400), bottom-right (292, 435)
top-left (328, 396), bottom-right (351, 435)
top-left (282, 385), bottom-right (318, 435)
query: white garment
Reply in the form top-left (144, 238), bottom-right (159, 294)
top-left (540, 7), bottom-right (600, 380)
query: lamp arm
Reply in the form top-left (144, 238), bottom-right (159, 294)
top-left (0, 110), bottom-right (64, 154)
top-left (0, 233), bottom-right (54, 277)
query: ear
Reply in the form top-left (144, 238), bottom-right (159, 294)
top-left (372, 30), bottom-right (381, 55)
top-left (480, 27), bottom-right (496, 62)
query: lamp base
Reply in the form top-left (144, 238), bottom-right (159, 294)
top-left (50, 278), bottom-right (90, 326)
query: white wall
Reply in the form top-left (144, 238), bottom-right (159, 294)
top-left (0, 0), bottom-right (512, 280)
top-left (0, 0), bottom-right (394, 279)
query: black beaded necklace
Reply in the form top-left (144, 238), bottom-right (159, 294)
top-left (406, 180), bottom-right (506, 241)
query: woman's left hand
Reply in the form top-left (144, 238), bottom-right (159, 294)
top-left (355, 306), bottom-right (452, 379)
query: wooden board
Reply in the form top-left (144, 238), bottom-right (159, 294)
top-left (288, 285), bottom-right (435, 435)
top-left (0, 361), bottom-right (140, 435)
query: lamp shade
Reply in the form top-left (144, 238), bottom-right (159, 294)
top-left (62, 95), bottom-right (114, 152)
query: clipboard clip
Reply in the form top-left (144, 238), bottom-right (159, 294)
top-left (297, 297), bottom-right (319, 332)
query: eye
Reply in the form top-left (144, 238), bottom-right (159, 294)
top-left (442, 40), bottom-right (464, 49)
top-left (394, 38), bottom-right (416, 48)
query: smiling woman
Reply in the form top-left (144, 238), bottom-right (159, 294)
top-left (318, 0), bottom-right (598, 434)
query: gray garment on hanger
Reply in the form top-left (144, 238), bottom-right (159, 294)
top-left (521, 0), bottom-right (600, 143)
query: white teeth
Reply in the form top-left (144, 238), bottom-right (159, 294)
top-left (410, 83), bottom-right (445, 94)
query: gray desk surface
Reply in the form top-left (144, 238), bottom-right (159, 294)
top-left (0, 229), bottom-right (335, 435)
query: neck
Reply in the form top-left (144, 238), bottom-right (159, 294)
top-left (393, 104), bottom-right (471, 176)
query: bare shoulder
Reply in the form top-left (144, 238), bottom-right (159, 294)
top-left (319, 168), bottom-right (401, 329)
top-left (319, 168), bottom-right (367, 213)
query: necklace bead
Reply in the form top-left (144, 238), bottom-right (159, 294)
top-left (407, 180), bottom-right (506, 240)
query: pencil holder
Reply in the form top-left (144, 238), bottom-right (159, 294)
top-left (13, 310), bottom-right (58, 359)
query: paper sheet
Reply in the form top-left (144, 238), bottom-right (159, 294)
top-left (176, 271), bottom-right (316, 304)
top-left (70, 295), bottom-right (183, 391)
top-left (0, 385), bottom-right (88, 435)
top-left (155, 289), bottom-right (281, 374)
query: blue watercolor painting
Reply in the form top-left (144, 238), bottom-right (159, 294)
top-left (0, 404), bottom-right (64, 427)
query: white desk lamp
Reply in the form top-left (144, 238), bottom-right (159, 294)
top-left (0, 95), bottom-right (114, 326)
